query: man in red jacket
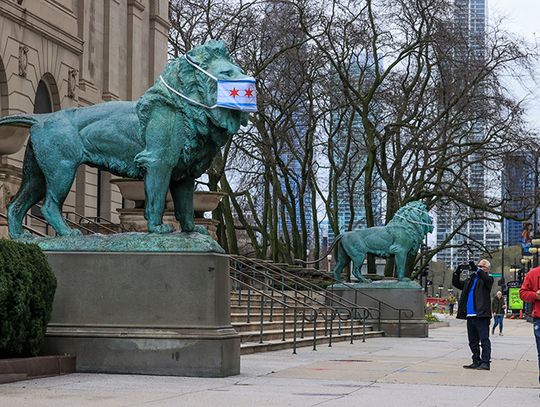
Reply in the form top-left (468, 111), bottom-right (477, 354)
top-left (519, 266), bottom-right (540, 386)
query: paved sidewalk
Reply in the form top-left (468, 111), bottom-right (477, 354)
top-left (0, 318), bottom-right (538, 406)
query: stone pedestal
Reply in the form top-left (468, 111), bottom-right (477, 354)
top-left (329, 281), bottom-right (428, 337)
top-left (42, 252), bottom-right (240, 377)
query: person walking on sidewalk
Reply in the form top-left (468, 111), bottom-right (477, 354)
top-left (491, 291), bottom-right (505, 336)
top-left (448, 294), bottom-right (457, 316)
top-left (519, 265), bottom-right (540, 388)
top-left (453, 259), bottom-right (494, 371)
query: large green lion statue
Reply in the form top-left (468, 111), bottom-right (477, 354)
top-left (330, 201), bottom-right (433, 282)
top-left (0, 41), bottom-right (250, 238)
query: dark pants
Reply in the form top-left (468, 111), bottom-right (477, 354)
top-left (492, 315), bottom-right (503, 333)
top-left (467, 317), bottom-right (491, 365)
top-left (449, 304), bottom-right (454, 316)
top-left (534, 318), bottom-right (540, 383)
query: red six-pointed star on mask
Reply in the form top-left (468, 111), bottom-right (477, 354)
top-left (229, 88), bottom-right (239, 97)
top-left (244, 88), bottom-right (254, 97)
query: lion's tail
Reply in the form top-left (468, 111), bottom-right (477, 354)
top-left (295, 234), bottom-right (344, 265)
top-left (0, 114), bottom-right (40, 128)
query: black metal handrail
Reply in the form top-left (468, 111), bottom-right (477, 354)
top-left (237, 255), bottom-right (414, 337)
top-left (63, 211), bottom-right (118, 234)
top-left (230, 275), bottom-right (372, 353)
top-left (230, 264), bottom-right (375, 353)
top-left (232, 256), bottom-right (377, 323)
top-left (83, 215), bottom-right (128, 232)
top-left (0, 212), bottom-right (47, 237)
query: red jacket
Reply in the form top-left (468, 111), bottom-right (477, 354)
top-left (519, 266), bottom-right (540, 318)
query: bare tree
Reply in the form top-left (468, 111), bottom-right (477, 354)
top-left (167, 0), bottom-right (538, 275)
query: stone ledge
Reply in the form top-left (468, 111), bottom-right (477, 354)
top-left (0, 355), bottom-right (75, 384)
top-left (17, 231), bottom-right (225, 253)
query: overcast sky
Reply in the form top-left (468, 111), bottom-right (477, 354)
top-left (488, 0), bottom-right (540, 129)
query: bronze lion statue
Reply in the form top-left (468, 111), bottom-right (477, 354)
top-left (332, 201), bottom-right (433, 281)
top-left (299, 201), bottom-right (433, 282)
top-left (0, 41), bottom-right (250, 238)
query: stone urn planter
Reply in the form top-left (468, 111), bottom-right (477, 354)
top-left (110, 178), bottom-right (172, 209)
top-left (0, 125), bottom-right (29, 155)
top-left (110, 178), bottom-right (226, 237)
top-left (193, 191), bottom-right (227, 216)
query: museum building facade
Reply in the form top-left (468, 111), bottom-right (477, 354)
top-left (0, 0), bottom-right (169, 235)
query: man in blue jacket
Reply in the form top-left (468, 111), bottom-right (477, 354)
top-left (452, 259), bottom-right (494, 370)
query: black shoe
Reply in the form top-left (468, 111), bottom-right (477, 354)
top-left (476, 363), bottom-right (490, 370)
top-left (463, 363), bottom-right (480, 369)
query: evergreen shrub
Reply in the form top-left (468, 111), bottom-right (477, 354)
top-left (0, 239), bottom-right (56, 357)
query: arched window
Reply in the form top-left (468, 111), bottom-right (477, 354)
top-left (33, 80), bottom-right (53, 114)
top-left (0, 56), bottom-right (7, 116)
top-left (30, 80), bottom-right (54, 220)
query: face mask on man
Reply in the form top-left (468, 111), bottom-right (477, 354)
top-left (160, 55), bottom-right (257, 113)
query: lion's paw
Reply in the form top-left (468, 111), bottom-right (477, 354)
top-left (192, 225), bottom-right (210, 235)
top-left (148, 223), bottom-right (175, 234)
top-left (68, 229), bottom-right (83, 237)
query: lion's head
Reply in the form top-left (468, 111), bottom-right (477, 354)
top-left (140, 40), bottom-right (251, 138)
top-left (389, 201), bottom-right (433, 236)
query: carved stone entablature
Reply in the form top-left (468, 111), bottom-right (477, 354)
top-left (127, 0), bottom-right (145, 12)
top-left (67, 68), bottom-right (78, 99)
top-left (18, 45), bottom-right (29, 77)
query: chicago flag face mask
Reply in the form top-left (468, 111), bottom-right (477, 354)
top-left (216, 78), bottom-right (257, 112)
top-left (159, 54), bottom-right (257, 113)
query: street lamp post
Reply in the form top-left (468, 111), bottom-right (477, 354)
top-left (509, 265), bottom-right (520, 282)
top-left (529, 239), bottom-right (540, 267)
top-left (327, 254), bottom-right (332, 273)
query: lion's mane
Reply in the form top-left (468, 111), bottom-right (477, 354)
top-left (135, 40), bottom-right (248, 178)
top-left (386, 202), bottom-right (432, 255)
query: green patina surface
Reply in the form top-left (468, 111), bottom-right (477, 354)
top-left (1, 40), bottom-right (249, 243)
top-left (18, 232), bottom-right (225, 253)
top-left (332, 201), bottom-right (433, 282)
top-left (331, 280), bottom-right (423, 290)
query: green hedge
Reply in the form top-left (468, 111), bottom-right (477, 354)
top-left (0, 239), bottom-right (56, 357)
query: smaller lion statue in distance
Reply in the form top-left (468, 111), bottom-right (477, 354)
top-left (0, 41), bottom-right (251, 238)
top-left (300, 201), bottom-right (433, 282)
top-left (333, 201), bottom-right (433, 281)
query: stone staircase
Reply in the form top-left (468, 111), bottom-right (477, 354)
top-left (230, 291), bottom-right (384, 354)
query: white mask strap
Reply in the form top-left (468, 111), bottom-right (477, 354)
top-left (159, 75), bottom-right (218, 110)
top-left (185, 54), bottom-right (218, 81)
top-left (394, 214), bottom-right (433, 227)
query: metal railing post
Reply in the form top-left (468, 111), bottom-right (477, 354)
top-left (259, 294), bottom-right (265, 344)
top-left (292, 308), bottom-right (298, 354)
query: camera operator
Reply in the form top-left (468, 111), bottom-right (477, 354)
top-left (452, 259), bottom-right (494, 370)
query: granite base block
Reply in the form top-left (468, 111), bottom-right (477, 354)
top-left (42, 252), bottom-right (240, 377)
top-left (329, 283), bottom-right (427, 337)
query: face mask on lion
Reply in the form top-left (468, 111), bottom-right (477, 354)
top-left (0, 40), bottom-right (254, 238)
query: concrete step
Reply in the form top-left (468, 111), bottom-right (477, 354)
top-left (240, 330), bottom-right (385, 354)
top-left (230, 292), bottom-right (326, 303)
top-left (230, 303), bottom-right (323, 313)
top-left (232, 319), bottom-right (368, 333)
top-left (230, 309), bottom-right (319, 322)
top-left (238, 324), bottom-right (375, 343)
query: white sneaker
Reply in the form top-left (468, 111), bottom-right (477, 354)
top-left (499, 332), bottom-right (503, 336)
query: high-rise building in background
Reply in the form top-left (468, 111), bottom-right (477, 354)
top-left (435, 0), bottom-right (501, 268)
top-left (502, 152), bottom-right (538, 245)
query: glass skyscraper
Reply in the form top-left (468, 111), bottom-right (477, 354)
top-left (435, 0), bottom-right (501, 268)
